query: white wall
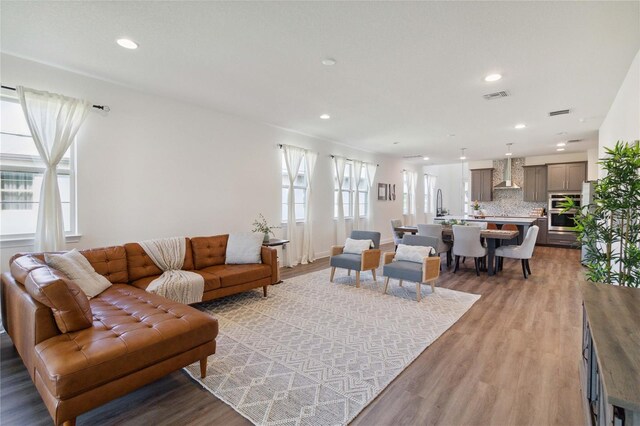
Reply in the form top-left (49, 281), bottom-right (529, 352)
top-left (424, 162), bottom-right (468, 218)
top-left (587, 148), bottom-right (598, 181)
top-left (0, 54), bottom-right (419, 269)
top-left (599, 48), bottom-right (640, 177)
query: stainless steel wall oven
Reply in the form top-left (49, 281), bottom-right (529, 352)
top-left (548, 193), bottom-right (581, 232)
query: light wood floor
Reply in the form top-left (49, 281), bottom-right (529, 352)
top-left (0, 244), bottom-right (586, 425)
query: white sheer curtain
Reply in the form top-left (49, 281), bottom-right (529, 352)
top-left (16, 86), bottom-right (90, 251)
top-left (352, 160), bottom-right (364, 231)
top-left (301, 150), bottom-right (317, 264)
top-left (406, 170), bottom-right (418, 225)
top-left (282, 145), bottom-right (305, 267)
top-left (366, 163), bottom-right (377, 230)
top-left (333, 156), bottom-right (347, 244)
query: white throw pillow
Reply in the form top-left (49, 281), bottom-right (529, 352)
top-left (45, 249), bottom-right (112, 298)
top-left (395, 244), bottom-right (435, 263)
top-left (225, 232), bottom-right (264, 264)
top-left (343, 238), bottom-right (374, 255)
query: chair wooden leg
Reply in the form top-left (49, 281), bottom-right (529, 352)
top-left (263, 285), bottom-right (268, 297)
top-left (462, 256), bottom-right (466, 264)
top-left (399, 279), bottom-right (403, 287)
top-left (430, 281), bottom-right (436, 293)
top-left (416, 282), bottom-right (421, 302)
top-left (200, 357), bottom-right (208, 378)
top-left (454, 255), bottom-right (460, 273)
top-left (521, 259), bottom-right (528, 279)
top-left (474, 258), bottom-right (480, 276)
top-left (330, 267), bottom-right (336, 282)
top-left (383, 277), bottom-right (390, 294)
top-left (371, 269), bottom-right (377, 282)
top-left (62, 419), bottom-right (76, 426)
top-left (348, 269), bottom-right (351, 276)
top-left (526, 259), bottom-right (532, 275)
top-left (355, 271), bottom-right (360, 288)
top-left (447, 249), bottom-right (452, 268)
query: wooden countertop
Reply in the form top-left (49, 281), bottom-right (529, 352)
top-left (434, 216), bottom-right (538, 225)
top-left (581, 282), bottom-right (640, 411)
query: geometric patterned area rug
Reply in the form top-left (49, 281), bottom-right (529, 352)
top-left (184, 266), bottom-right (480, 426)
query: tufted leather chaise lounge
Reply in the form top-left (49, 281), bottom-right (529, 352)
top-left (0, 235), bottom-right (279, 426)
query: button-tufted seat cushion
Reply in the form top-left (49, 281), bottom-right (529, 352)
top-left (201, 264), bottom-right (271, 288)
top-left (34, 284), bottom-right (218, 399)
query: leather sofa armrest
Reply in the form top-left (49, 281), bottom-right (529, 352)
top-left (330, 245), bottom-right (344, 257)
top-left (1, 272), bottom-right (60, 380)
top-left (422, 256), bottom-right (441, 283)
top-left (260, 246), bottom-right (278, 284)
top-left (383, 252), bottom-right (396, 265)
top-left (361, 249), bottom-right (381, 271)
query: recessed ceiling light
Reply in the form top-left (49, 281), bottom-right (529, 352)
top-left (321, 58), bottom-right (336, 66)
top-left (556, 131), bottom-right (567, 136)
top-left (116, 38), bottom-right (138, 49)
top-left (447, 133), bottom-right (456, 137)
top-left (320, 114), bottom-right (330, 120)
top-left (557, 148), bottom-right (565, 152)
top-left (484, 73), bottom-right (502, 82)
top-left (423, 156), bottom-right (430, 161)
top-left (557, 142), bottom-right (566, 147)
top-left (515, 123), bottom-right (526, 129)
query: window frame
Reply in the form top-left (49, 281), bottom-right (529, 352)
top-left (281, 152), bottom-right (307, 224)
top-left (333, 161), bottom-right (369, 220)
top-left (0, 95), bottom-right (78, 240)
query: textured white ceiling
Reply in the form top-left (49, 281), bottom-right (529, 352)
top-left (2, 1), bottom-right (639, 163)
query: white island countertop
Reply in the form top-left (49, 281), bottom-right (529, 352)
top-left (434, 216), bottom-right (539, 225)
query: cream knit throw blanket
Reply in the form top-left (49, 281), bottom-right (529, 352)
top-left (139, 237), bottom-right (204, 304)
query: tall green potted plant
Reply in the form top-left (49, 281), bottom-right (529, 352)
top-left (563, 141), bottom-right (640, 287)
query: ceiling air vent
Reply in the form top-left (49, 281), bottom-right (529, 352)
top-left (402, 155), bottom-right (423, 159)
top-left (549, 109), bottom-right (571, 116)
top-left (567, 139), bottom-right (583, 144)
top-left (483, 90), bottom-right (510, 100)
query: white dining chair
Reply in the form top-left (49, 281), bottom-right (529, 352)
top-left (417, 224), bottom-right (452, 268)
top-left (452, 225), bottom-right (488, 276)
top-left (494, 226), bottom-right (539, 279)
top-left (390, 219), bottom-right (404, 249)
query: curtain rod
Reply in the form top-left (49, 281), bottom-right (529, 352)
top-left (1, 85), bottom-right (110, 112)
top-left (330, 154), bottom-right (379, 167)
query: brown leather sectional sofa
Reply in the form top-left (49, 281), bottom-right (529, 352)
top-left (0, 234), bottom-right (279, 426)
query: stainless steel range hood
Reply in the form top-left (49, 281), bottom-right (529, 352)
top-left (494, 157), bottom-right (520, 189)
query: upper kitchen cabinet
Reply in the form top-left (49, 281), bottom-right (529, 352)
top-left (470, 168), bottom-right (493, 201)
top-left (547, 162), bottom-right (586, 191)
top-left (523, 165), bottom-right (547, 202)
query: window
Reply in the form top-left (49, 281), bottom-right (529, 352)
top-left (357, 166), bottom-right (368, 217)
top-left (334, 161), bottom-right (369, 219)
top-left (424, 174), bottom-right (436, 214)
top-left (0, 97), bottom-right (76, 237)
top-left (281, 152), bottom-right (307, 222)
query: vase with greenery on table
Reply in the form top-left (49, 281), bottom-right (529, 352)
top-left (562, 140), bottom-right (640, 287)
top-left (252, 214), bottom-right (280, 243)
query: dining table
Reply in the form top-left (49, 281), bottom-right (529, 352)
top-left (393, 226), bottom-right (519, 276)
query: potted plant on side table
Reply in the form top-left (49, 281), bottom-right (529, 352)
top-left (252, 214), bottom-right (280, 243)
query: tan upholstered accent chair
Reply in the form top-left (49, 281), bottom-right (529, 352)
top-left (329, 231), bottom-right (381, 288)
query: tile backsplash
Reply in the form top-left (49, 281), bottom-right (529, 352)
top-left (478, 157), bottom-right (546, 216)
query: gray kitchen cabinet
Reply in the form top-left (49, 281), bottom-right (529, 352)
top-left (547, 162), bottom-right (586, 191)
top-left (523, 165), bottom-right (547, 202)
top-left (535, 217), bottom-right (548, 245)
top-left (470, 169), bottom-right (493, 202)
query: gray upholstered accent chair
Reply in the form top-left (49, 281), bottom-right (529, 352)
top-left (390, 219), bottom-right (404, 249)
top-left (495, 225), bottom-right (539, 279)
top-left (417, 223), bottom-right (452, 268)
top-left (382, 235), bottom-right (441, 302)
top-left (452, 225), bottom-right (488, 276)
top-left (329, 230), bottom-right (381, 288)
